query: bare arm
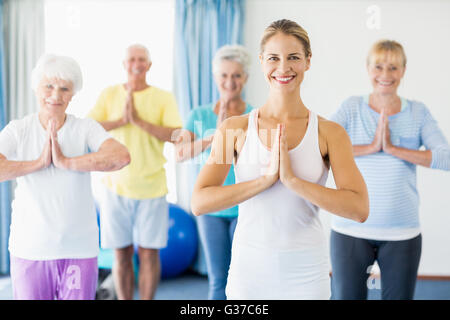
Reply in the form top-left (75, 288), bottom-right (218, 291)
top-left (97, 118), bottom-right (128, 131)
top-left (175, 100), bottom-right (235, 162)
top-left (0, 134), bottom-right (52, 182)
top-left (191, 117), bottom-right (277, 216)
top-left (384, 146), bottom-right (432, 167)
top-left (0, 154), bottom-right (47, 182)
top-left (382, 116), bottom-right (433, 167)
top-left (191, 165), bottom-right (273, 216)
top-left (96, 90), bottom-right (131, 131)
top-left (133, 118), bottom-right (181, 143)
top-left (353, 132), bottom-right (432, 167)
top-left (353, 109), bottom-right (434, 166)
top-left (280, 122), bottom-right (369, 222)
top-left (174, 129), bottom-right (214, 162)
top-left (121, 89), bottom-right (180, 143)
top-left (52, 137), bottom-right (130, 172)
top-left (96, 102), bottom-right (179, 142)
top-left (353, 144), bottom-right (380, 157)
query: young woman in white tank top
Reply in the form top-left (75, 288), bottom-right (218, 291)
top-left (191, 19), bottom-right (369, 300)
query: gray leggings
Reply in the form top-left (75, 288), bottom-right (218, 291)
top-left (330, 230), bottom-right (422, 300)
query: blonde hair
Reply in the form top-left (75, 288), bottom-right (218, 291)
top-left (367, 40), bottom-right (406, 67)
top-left (260, 19), bottom-right (311, 57)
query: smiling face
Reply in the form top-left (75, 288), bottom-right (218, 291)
top-left (123, 46), bottom-right (151, 80)
top-left (367, 53), bottom-right (405, 95)
top-left (214, 59), bottom-right (248, 101)
top-left (36, 77), bottom-right (74, 116)
top-left (259, 32), bottom-right (311, 94)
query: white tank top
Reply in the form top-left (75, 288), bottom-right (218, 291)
top-left (226, 108), bottom-right (331, 300)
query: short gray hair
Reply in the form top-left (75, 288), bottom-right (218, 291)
top-left (125, 44), bottom-right (151, 62)
top-left (212, 44), bottom-right (250, 75)
top-left (31, 54), bottom-right (83, 93)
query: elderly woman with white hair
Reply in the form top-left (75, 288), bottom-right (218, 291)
top-left (175, 44), bottom-right (253, 300)
top-left (0, 54), bottom-right (130, 300)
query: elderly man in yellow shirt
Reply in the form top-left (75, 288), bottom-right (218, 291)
top-left (88, 44), bottom-right (183, 300)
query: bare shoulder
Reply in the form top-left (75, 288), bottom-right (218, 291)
top-left (216, 114), bottom-right (250, 155)
top-left (317, 116), bottom-right (350, 158)
top-left (218, 113), bottom-right (250, 132)
top-left (318, 116), bottom-right (348, 139)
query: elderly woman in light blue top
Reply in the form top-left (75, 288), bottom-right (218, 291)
top-left (330, 40), bottom-right (450, 300)
top-left (176, 45), bottom-right (252, 300)
top-left (175, 45), bottom-right (253, 300)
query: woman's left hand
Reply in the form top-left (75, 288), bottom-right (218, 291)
top-left (382, 116), bottom-right (394, 154)
top-left (126, 89), bottom-right (140, 125)
top-left (48, 119), bottom-right (69, 169)
top-left (216, 99), bottom-right (230, 128)
top-left (279, 124), bottom-right (295, 187)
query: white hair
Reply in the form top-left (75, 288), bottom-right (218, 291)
top-left (212, 44), bottom-right (251, 75)
top-left (125, 44), bottom-right (151, 62)
top-left (31, 54), bottom-right (83, 93)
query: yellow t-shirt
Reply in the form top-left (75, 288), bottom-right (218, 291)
top-left (88, 84), bottom-right (183, 199)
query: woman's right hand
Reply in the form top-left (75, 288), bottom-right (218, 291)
top-left (122, 89), bottom-right (133, 125)
top-left (262, 124), bottom-right (281, 187)
top-left (39, 130), bottom-right (52, 169)
top-left (371, 108), bottom-right (385, 153)
top-left (216, 99), bottom-right (230, 128)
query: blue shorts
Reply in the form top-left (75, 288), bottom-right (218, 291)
top-left (97, 186), bottom-right (169, 250)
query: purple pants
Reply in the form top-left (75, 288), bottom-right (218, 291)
top-left (10, 255), bottom-right (98, 300)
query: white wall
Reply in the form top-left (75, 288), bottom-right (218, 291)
top-left (243, 0), bottom-right (450, 276)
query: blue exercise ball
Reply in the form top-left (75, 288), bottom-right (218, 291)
top-left (160, 204), bottom-right (198, 279)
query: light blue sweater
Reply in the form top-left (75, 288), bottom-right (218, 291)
top-left (330, 96), bottom-right (450, 240)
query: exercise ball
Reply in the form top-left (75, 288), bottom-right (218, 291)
top-left (160, 204), bottom-right (198, 278)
